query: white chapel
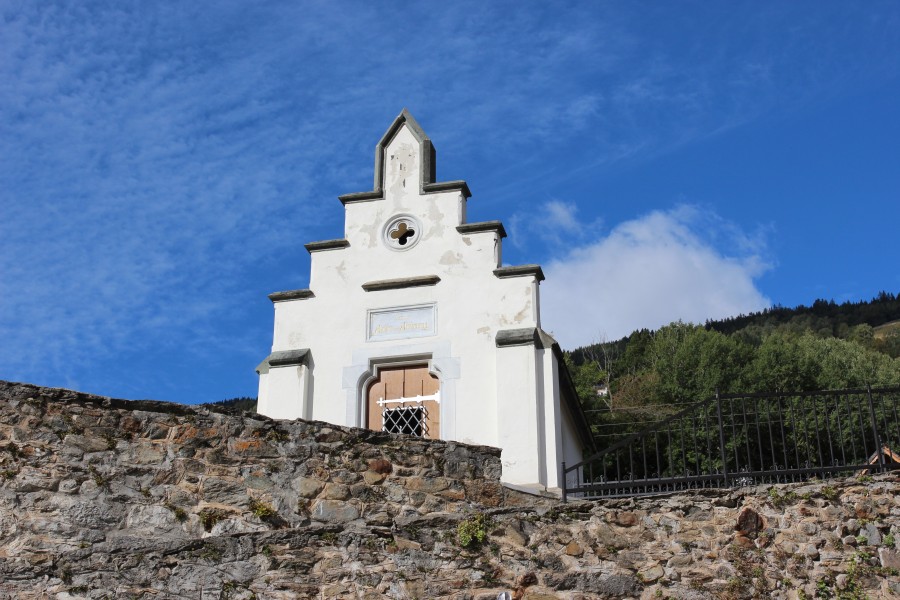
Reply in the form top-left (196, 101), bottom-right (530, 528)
top-left (256, 109), bottom-right (593, 491)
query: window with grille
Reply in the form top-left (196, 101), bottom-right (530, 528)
top-left (382, 405), bottom-right (427, 437)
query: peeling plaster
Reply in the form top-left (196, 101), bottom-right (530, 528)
top-left (462, 237), bottom-right (472, 246)
top-left (356, 208), bottom-right (383, 248)
top-left (425, 200), bottom-right (444, 240)
top-left (387, 143), bottom-right (416, 199)
top-left (513, 301), bottom-right (531, 323)
top-left (439, 251), bottom-right (463, 266)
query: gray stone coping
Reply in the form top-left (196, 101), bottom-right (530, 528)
top-left (361, 275), bottom-right (441, 292)
top-left (456, 221), bottom-right (507, 238)
top-left (304, 239), bottom-right (350, 253)
top-left (338, 181), bottom-right (471, 205)
top-left (268, 289), bottom-right (315, 302)
top-left (337, 190), bottom-right (382, 203)
top-left (423, 180), bottom-right (472, 196)
top-left (495, 327), bottom-right (544, 348)
top-left (493, 264), bottom-right (545, 282)
top-left (256, 349), bottom-right (310, 374)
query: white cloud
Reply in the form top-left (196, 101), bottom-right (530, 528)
top-left (509, 200), bottom-right (601, 251)
top-left (543, 200), bottom-right (582, 234)
top-left (541, 206), bottom-right (771, 348)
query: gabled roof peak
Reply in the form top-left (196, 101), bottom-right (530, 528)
top-left (377, 108), bottom-right (430, 149)
top-left (338, 109), bottom-right (471, 205)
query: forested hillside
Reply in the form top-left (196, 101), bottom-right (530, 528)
top-left (205, 396), bottom-right (257, 412)
top-left (566, 292), bottom-right (900, 445)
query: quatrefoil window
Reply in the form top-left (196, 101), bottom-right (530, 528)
top-left (390, 222), bottom-right (416, 245)
top-left (383, 215), bottom-right (421, 251)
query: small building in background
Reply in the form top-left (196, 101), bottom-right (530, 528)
top-left (256, 110), bottom-right (593, 492)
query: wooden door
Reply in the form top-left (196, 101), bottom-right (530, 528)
top-left (367, 365), bottom-right (440, 439)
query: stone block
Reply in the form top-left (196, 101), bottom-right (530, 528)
top-left (404, 476), bottom-right (449, 493)
top-left (310, 499), bottom-right (360, 523)
top-left (394, 536), bottom-right (422, 551)
top-left (879, 547), bottom-right (900, 569)
top-left (638, 564), bottom-right (664, 583)
top-left (666, 554), bottom-right (693, 568)
top-left (368, 458), bottom-right (393, 474)
top-left (504, 525), bottom-right (528, 547)
top-left (124, 441), bottom-right (166, 465)
top-left (363, 470), bottom-right (387, 485)
top-left (862, 522), bottom-right (882, 546)
top-left (320, 483), bottom-right (350, 500)
top-left (201, 477), bottom-right (248, 506)
top-left (611, 511), bottom-right (639, 527)
top-left (735, 506), bottom-right (765, 536)
top-left (564, 541), bottom-right (583, 556)
top-left (291, 476), bottom-right (325, 498)
top-left (64, 434), bottom-right (109, 453)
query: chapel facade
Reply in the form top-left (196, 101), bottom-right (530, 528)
top-left (256, 110), bottom-right (593, 491)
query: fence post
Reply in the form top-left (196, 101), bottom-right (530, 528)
top-left (561, 462), bottom-right (567, 503)
top-left (715, 389), bottom-right (729, 487)
top-left (866, 385), bottom-right (885, 471)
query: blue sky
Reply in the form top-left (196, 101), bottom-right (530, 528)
top-left (2, 1), bottom-right (898, 403)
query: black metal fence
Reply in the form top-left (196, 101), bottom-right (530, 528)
top-left (562, 386), bottom-right (900, 501)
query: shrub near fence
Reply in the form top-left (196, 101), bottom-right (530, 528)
top-left (563, 386), bottom-right (900, 500)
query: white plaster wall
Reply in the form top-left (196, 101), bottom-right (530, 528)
top-left (495, 344), bottom-right (543, 485)
top-left (560, 401), bottom-right (585, 478)
top-left (259, 365), bottom-right (309, 421)
top-left (260, 120), bottom-right (576, 486)
top-left (541, 349), bottom-right (564, 488)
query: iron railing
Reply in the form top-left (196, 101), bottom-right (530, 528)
top-left (562, 386), bottom-right (900, 501)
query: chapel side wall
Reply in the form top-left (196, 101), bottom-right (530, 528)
top-left (560, 400), bottom-right (584, 476)
top-left (495, 343), bottom-right (545, 486)
top-left (541, 347), bottom-right (565, 489)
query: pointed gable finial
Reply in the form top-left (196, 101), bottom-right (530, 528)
top-left (338, 109), bottom-right (471, 205)
top-left (372, 108), bottom-right (435, 193)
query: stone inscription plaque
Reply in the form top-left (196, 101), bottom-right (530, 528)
top-left (367, 304), bottom-right (436, 342)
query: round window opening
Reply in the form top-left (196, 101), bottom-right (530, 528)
top-left (383, 215), bottom-right (421, 251)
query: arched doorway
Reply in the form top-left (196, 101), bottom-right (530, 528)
top-left (367, 364), bottom-right (440, 439)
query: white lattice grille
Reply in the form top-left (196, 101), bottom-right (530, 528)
top-left (382, 406), bottom-right (428, 437)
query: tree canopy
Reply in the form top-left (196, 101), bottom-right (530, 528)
top-left (566, 291), bottom-right (900, 446)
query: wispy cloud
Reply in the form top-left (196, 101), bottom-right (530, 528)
top-left (541, 206), bottom-right (772, 347)
top-left (509, 200), bottom-right (601, 252)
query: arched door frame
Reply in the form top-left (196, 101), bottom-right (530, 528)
top-left (343, 340), bottom-right (460, 441)
top-left (360, 354), bottom-right (440, 435)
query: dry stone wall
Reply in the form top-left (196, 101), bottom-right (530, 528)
top-left (1, 380), bottom-right (899, 599)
